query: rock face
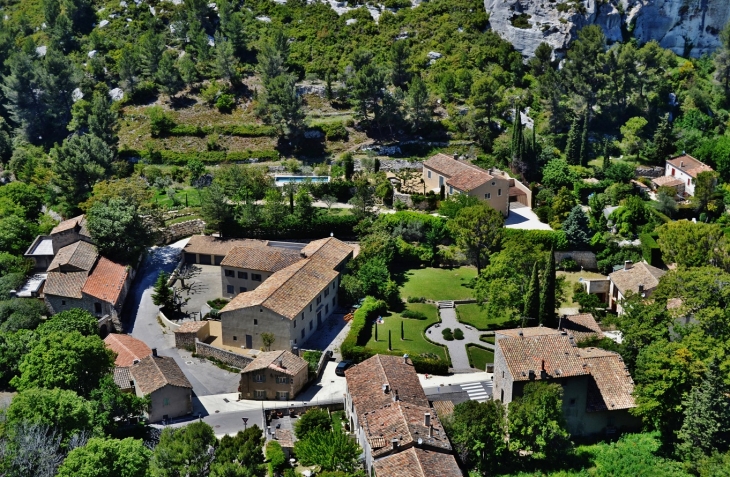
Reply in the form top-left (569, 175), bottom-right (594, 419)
top-left (484, 0), bottom-right (730, 58)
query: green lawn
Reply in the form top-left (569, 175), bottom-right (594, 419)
top-left (456, 303), bottom-right (514, 331)
top-left (557, 270), bottom-right (608, 308)
top-left (154, 187), bottom-right (204, 208)
top-left (398, 267), bottom-right (477, 301)
top-left (364, 303), bottom-right (448, 362)
top-left (480, 335), bottom-right (495, 345)
top-left (467, 345), bottom-right (494, 371)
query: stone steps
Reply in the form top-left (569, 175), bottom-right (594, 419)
top-left (437, 300), bottom-right (455, 309)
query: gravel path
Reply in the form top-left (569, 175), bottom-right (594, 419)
top-left (426, 303), bottom-right (493, 371)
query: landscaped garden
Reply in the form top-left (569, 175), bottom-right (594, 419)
top-left (557, 270), bottom-right (608, 308)
top-left (456, 303), bottom-right (515, 330)
top-left (466, 345), bottom-right (494, 371)
top-left (398, 267), bottom-right (477, 301)
top-left (363, 303), bottom-right (448, 362)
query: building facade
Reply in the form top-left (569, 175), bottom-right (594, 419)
top-left (130, 352), bottom-right (193, 423)
top-left (238, 350), bottom-right (308, 400)
top-left (664, 154), bottom-right (714, 196)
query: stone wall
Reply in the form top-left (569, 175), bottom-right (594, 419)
top-left (635, 166), bottom-right (664, 178)
top-left (393, 192), bottom-right (413, 207)
top-left (157, 219), bottom-right (206, 245)
top-left (555, 251), bottom-right (598, 271)
top-left (195, 339), bottom-right (253, 370)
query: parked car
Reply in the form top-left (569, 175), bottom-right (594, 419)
top-left (335, 360), bottom-right (353, 376)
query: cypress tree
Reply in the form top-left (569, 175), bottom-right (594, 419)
top-left (374, 323), bottom-right (378, 341)
top-left (650, 114), bottom-right (674, 165)
top-left (400, 321), bottom-right (404, 340)
top-left (602, 140), bottom-right (611, 170)
top-left (565, 115), bottom-right (581, 165)
top-left (151, 271), bottom-right (173, 311)
top-left (523, 262), bottom-right (541, 320)
top-left (388, 330), bottom-right (392, 351)
top-left (578, 111), bottom-right (589, 167)
top-left (539, 247), bottom-right (556, 326)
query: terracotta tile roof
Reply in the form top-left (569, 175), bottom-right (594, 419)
top-left (345, 355), bottom-right (429, 419)
top-left (130, 355), bottom-right (192, 394)
top-left (241, 350), bottom-right (307, 377)
top-left (446, 169), bottom-right (495, 192)
top-left (300, 237), bottom-right (354, 269)
top-left (362, 402), bottom-right (451, 458)
top-left (47, 241), bottom-right (98, 272)
top-left (184, 235), bottom-right (267, 257)
top-left (105, 334), bottom-right (152, 367)
top-left (176, 321), bottom-right (209, 333)
top-left (423, 153), bottom-right (477, 177)
top-left (431, 400), bottom-right (455, 419)
top-left (113, 366), bottom-right (134, 391)
top-left (275, 429), bottom-right (294, 448)
top-left (609, 261), bottom-right (665, 296)
top-left (560, 313), bottom-right (604, 342)
top-left (50, 215), bottom-right (84, 234)
top-left (652, 176), bottom-right (684, 188)
top-left (579, 348), bottom-right (635, 412)
top-left (372, 447), bottom-right (463, 477)
top-left (495, 327), bottom-right (563, 340)
top-left (667, 154), bottom-right (713, 178)
top-left (82, 257), bottom-right (129, 304)
top-left (220, 246), bottom-right (303, 272)
top-left (497, 334), bottom-right (588, 381)
top-left (423, 153), bottom-right (502, 192)
top-left (44, 270), bottom-right (88, 298)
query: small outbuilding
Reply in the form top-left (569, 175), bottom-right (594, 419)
top-left (239, 350), bottom-right (308, 401)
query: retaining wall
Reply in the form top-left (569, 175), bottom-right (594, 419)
top-left (158, 311), bottom-right (181, 331)
top-left (554, 251), bottom-right (598, 270)
top-left (157, 219), bottom-right (206, 245)
top-left (195, 339), bottom-right (253, 370)
top-left (393, 192), bottom-right (413, 207)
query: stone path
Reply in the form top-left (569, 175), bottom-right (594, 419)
top-left (426, 301), bottom-right (494, 371)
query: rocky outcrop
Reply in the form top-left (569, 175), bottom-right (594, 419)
top-left (484, 0), bottom-right (730, 58)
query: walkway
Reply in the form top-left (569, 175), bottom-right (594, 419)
top-left (426, 301), bottom-right (494, 371)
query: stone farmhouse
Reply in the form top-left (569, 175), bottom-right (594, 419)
top-left (238, 350), bottom-right (309, 401)
top-left (422, 153), bottom-right (531, 216)
top-left (652, 154), bottom-right (714, 197)
top-left (582, 260), bottom-right (665, 315)
top-left (215, 237), bottom-right (353, 350)
top-left (344, 354), bottom-right (462, 477)
top-left (493, 327), bottom-right (640, 437)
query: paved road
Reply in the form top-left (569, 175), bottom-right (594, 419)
top-left (123, 239), bottom-right (239, 399)
top-left (424, 379), bottom-right (493, 404)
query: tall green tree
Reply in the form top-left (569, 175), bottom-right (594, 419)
top-left (447, 400), bottom-right (507, 475)
top-left (37, 309), bottom-right (97, 336)
top-left (406, 75), bottom-right (430, 132)
top-left (715, 21), bottom-right (730, 95)
top-left (564, 115), bottom-right (581, 165)
top-left (57, 437), bottom-right (151, 477)
top-left (88, 91), bottom-right (119, 148)
top-left (691, 170), bottom-right (720, 214)
top-left (215, 33), bottom-right (239, 84)
top-left (448, 202), bottom-right (504, 273)
top-left (150, 422), bottom-right (217, 477)
top-left (350, 63), bottom-right (387, 121)
top-left (156, 51), bottom-right (183, 98)
top-left (389, 40), bottom-right (410, 87)
top-left (86, 197), bottom-right (154, 263)
top-left (523, 261), bottom-right (541, 320)
top-left (257, 74), bottom-right (304, 139)
top-left (210, 426), bottom-right (265, 477)
top-left (294, 408), bottom-right (332, 440)
top-left (539, 247), bottom-right (556, 326)
top-left (118, 45), bottom-right (140, 93)
top-left (293, 429), bottom-right (361, 473)
top-left (151, 271), bottom-right (174, 311)
top-left (561, 25), bottom-right (607, 108)
top-left (579, 110), bottom-right (589, 166)
top-left (562, 205), bottom-right (591, 249)
top-left (646, 113), bottom-right (674, 164)
top-left (217, 0), bottom-right (247, 55)
top-left (139, 32), bottom-right (166, 79)
top-left (200, 183), bottom-right (233, 237)
top-left (656, 221), bottom-right (727, 268)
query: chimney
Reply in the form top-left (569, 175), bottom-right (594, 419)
top-left (382, 384), bottom-right (390, 394)
top-left (424, 413), bottom-right (431, 427)
top-left (391, 438), bottom-right (399, 450)
top-left (453, 152), bottom-right (458, 160)
top-left (403, 354), bottom-right (409, 364)
top-left (624, 260), bottom-right (633, 270)
top-left (638, 284), bottom-right (644, 293)
top-left (518, 330), bottom-right (524, 337)
top-left (300, 251), bottom-right (306, 258)
top-left (541, 360), bottom-right (545, 371)
top-left (393, 389), bottom-right (399, 402)
top-left (152, 348), bottom-right (157, 357)
top-left (528, 369), bottom-right (535, 380)
top-left (428, 425), bottom-right (433, 438)
top-left (680, 161), bottom-right (685, 168)
top-left (278, 358), bottom-right (285, 369)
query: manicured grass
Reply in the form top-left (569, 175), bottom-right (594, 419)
top-left (467, 345), bottom-right (494, 371)
top-left (398, 267), bottom-right (477, 301)
top-left (154, 187), bottom-right (204, 208)
top-left (480, 335), bottom-right (495, 345)
top-left (557, 270), bottom-right (608, 308)
top-left (456, 303), bottom-right (514, 331)
top-left (364, 303), bottom-right (448, 363)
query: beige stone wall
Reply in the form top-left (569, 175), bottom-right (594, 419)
top-left (220, 266), bottom-right (273, 299)
top-left (139, 385), bottom-right (192, 422)
top-left (422, 165), bottom-right (443, 193)
top-left (195, 340), bottom-right (253, 369)
top-left (493, 343), bottom-right (513, 403)
top-left (465, 177), bottom-right (510, 216)
top-left (157, 219), bottom-right (206, 245)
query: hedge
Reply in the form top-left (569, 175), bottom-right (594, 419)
top-left (311, 121), bottom-right (348, 141)
top-left (648, 207), bottom-right (671, 224)
top-left (168, 124), bottom-right (277, 137)
top-left (401, 310), bottom-right (427, 320)
top-left (639, 233), bottom-right (662, 266)
top-left (502, 228), bottom-right (568, 251)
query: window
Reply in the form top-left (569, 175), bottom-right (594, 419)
top-left (254, 390), bottom-right (266, 399)
top-left (498, 188), bottom-right (502, 196)
top-left (260, 308), bottom-right (263, 313)
top-left (316, 296), bottom-right (321, 305)
top-left (485, 193), bottom-right (491, 199)
top-left (254, 374), bottom-right (265, 383)
top-left (449, 185), bottom-right (453, 194)
top-left (254, 319), bottom-right (258, 325)
top-left (325, 304), bottom-right (329, 314)
top-left (317, 311), bottom-right (322, 321)
top-left (61, 300), bottom-right (66, 305)
top-left (324, 288), bottom-right (329, 297)
top-left (94, 302), bottom-right (102, 314)
top-left (224, 269), bottom-right (234, 277)
top-left (502, 371), bottom-right (504, 378)
top-left (252, 274), bottom-right (262, 281)
top-left (276, 391), bottom-right (289, 400)
top-left (227, 285), bottom-right (234, 294)
top-left (301, 313), bottom-right (304, 320)
top-left (301, 329), bottom-right (305, 338)
top-left (688, 178), bottom-right (691, 186)
top-left (309, 304), bottom-right (312, 312)
top-left (293, 320), bottom-right (296, 328)
top-left (491, 181), bottom-right (495, 186)
top-left (439, 176), bottom-right (444, 187)
top-left (671, 168), bottom-right (676, 176)
top-left (309, 321), bottom-right (313, 330)
top-left (233, 336), bottom-right (237, 341)
top-left (163, 397), bottom-right (170, 406)
top-left (238, 271), bottom-right (248, 279)
top-left (276, 376), bottom-right (288, 384)
top-left (427, 170), bottom-right (431, 179)
top-left (240, 287), bottom-right (247, 293)
top-left (500, 389), bottom-right (504, 401)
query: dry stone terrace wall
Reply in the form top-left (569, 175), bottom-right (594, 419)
top-left (157, 219), bottom-right (206, 245)
top-left (195, 339), bottom-right (253, 370)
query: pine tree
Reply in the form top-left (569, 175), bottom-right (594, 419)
top-left (565, 115), bottom-right (581, 165)
top-left (562, 205), bottom-right (591, 249)
top-left (578, 111), bottom-right (589, 167)
top-left (215, 33), bottom-right (239, 85)
top-left (88, 91), bottom-right (118, 149)
top-left (523, 262), bottom-right (541, 321)
top-left (151, 271), bottom-right (173, 311)
top-left (539, 247), bottom-right (556, 326)
top-left (648, 113), bottom-right (674, 165)
top-left (139, 32), bottom-right (166, 79)
top-left (156, 51), bottom-right (183, 98)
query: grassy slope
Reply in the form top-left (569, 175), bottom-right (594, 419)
top-left (457, 303), bottom-right (513, 331)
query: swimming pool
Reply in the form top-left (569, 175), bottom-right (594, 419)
top-left (274, 175), bottom-right (331, 186)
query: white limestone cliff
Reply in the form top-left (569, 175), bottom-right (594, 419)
top-left (484, 0), bottom-right (730, 58)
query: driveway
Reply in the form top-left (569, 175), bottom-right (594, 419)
top-left (505, 203), bottom-right (552, 230)
top-left (123, 239), bottom-right (239, 398)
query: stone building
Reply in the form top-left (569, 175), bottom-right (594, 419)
top-left (422, 153), bottom-right (531, 216)
top-left (174, 321), bottom-right (210, 350)
top-left (607, 260), bottom-right (665, 314)
top-left (104, 334), bottom-right (152, 367)
top-left (182, 235), bottom-right (267, 265)
top-left (344, 354), bottom-right (462, 476)
top-left (238, 350), bottom-right (308, 400)
top-left (130, 351), bottom-right (193, 423)
top-left (218, 237), bottom-right (353, 350)
top-left (220, 246), bottom-right (304, 299)
top-left (493, 331), bottom-right (640, 437)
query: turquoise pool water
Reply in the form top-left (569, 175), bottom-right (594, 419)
top-left (274, 176), bottom-right (331, 185)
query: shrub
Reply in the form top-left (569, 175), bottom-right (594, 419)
top-left (147, 106), bottom-right (175, 137)
top-left (302, 350), bottom-right (323, 375)
top-left (312, 121), bottom-right (349, 141)
top-left (639, 233), bottom-right (662, 266)
top-left (201, 82), bottom-right (224, 105)
top-left (340, 297), bottom-right (387, 360)
top-left (401, 309), bottom-right (427, 320)
top-left (502, 228), bottom-right (568, 251)
top-left (410, 355), bottom-right (449, 375)
top-left (510, 13), bottom-right (531, 28)
top-left (169, 124), bottom-right (205, 137)
top-left (442, 328), bottom-right (454, 341)
top-left (559, 258), bottom-right (578, 271)
top-left (265, 440), bottom-right (286, 475)
top-left (216, 94), bottom-right (235, 113)
top-left (406, 296), bottom-right (426, 303)
top-left (453, 328), bottom-right (464, 340)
